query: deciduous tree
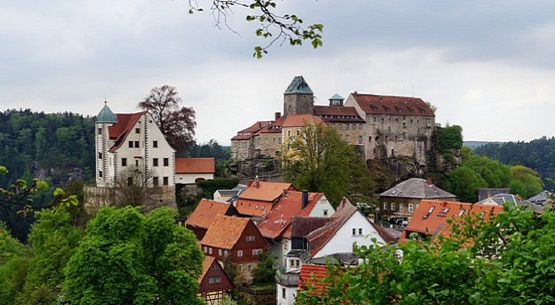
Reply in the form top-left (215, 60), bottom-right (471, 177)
top-left (115, 165), bottom-right (162, 209)
top-left (139, 85), bottom-right (196, 154)
top-left (281, 124), bottom-right (374, 205)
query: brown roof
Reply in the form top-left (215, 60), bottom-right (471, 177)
top-left (282, 114), bottom-right (325, 127)
top-left (313, 105), bottom-right (365, 123)
top-left (351, 92), bottom-right (434, 117)
top-left (238, 181), bottom-right (295, 203)
top-left (200, 215), bottom-right (251, 250)
top-left (401, 200), bottom-right (503, 241)
top-left (186, 199), bottom-right (236, 230)
top-left (199, 256), bottom-right (217, 283)
top-left (108, 112), bottom-right (144, 152)
top-left (380, 178), bottom-right (456, 199)
top-left (256, 191), bottom-right (325, 240)
top-left (175, 158), bottom-right (215, 174)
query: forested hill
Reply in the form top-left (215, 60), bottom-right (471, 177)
top-left (474, 136), bottom-right (555, 190)
top-left (0, 109), bottom-right (96, 187)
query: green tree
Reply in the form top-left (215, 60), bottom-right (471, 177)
top-left (297, 206), bottom-right (555, 305)
top-left (252, 253), bottom-right (276, 284)
top-left (63, 206), bottom-right (204, 305)
top-left (281, 124), bottom-right (374, 205)
top-left (509, 165), bottom-right (544, 198)
top-left (0, 226), bottom-right (29, 305)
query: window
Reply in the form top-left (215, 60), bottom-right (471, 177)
top-left (252, 249), bottom-right (262, 255)
top-left (237, 250), bottom-right (243, 257)
top-left (278, 137), bottom-right (282, 144)
top-left (121, 158), bottom-right (127, 166)
top-left (399, 203), bottom-right (404, 212)
top-left (345, 124), bottom-right (350, 130)
top-left (163, 177), bottom-right (169, 186)
top-left (359, 123), bottom-right (363, 130)
top-left (352, 123), bottom-right (356, 130)
top-left (358, 135), bottom-right (363, 144)
top-left (127, 177), bottom-right (133, 186)
top-left (408, 204), bottom-right (414, 212)
top-left (323, 209), bottom-right (328, 216)
top-left (97, 127), bottom-right (102, 134)
top-left (282, 288), bottom-right (286, 299)
top-left (352, 228), bottom-right (356, 235)
top-left (238, 264), bottom-right (243, 272)
top-left (287, 130), bottom-right (291, 137)
top-left (296, 129), bottom-right (300, 136)
top-left (246, 236), bottom-right (255, 242)
top-left (153, 158), bottom-right (159, 166)
top-left (153, 140), bottom-right (158, 148)
top-left (203, 246), bottom-right (207, 253)
top-left (134, 141), bottom-right (139, 148)
top-left (135, 128), bottom-right (140, 133)
top-left (339, 123), bottom-right (343, 130)
top-left (208, 247), bottom-right (212, 254)
top-left (218, 249), bottom-right (223, 256)
top-left (391, 202), bottom-right (395, 210)
top-left (99, 170), bottom-right (103, 178)
top-left (153, 177), bottom-right (159, 187)
top-left (135, 160), bottom-right (139, 166)
top-left (163, 158), bottom-right (169, 166)
top-left (208, 276), bottom-right (222, 284)
top-left (247, 264), bottom-right (252, 272)
top-left (98, 152), bottom-right (102, 159)
top-left (128, 141), bottom-right (133, 148)
top-left (359, 228), bottom-right (363, 235)
top-left (224, 250), bottom-right (229, 257)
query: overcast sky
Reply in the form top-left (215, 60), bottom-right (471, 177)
top-left (2, 1), bottom-right (555, 145)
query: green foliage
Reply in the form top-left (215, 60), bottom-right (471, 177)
top-left (297, 206), bottom-right (555, 305)
top-left (444, 147), bottom-right (544, 202)
top-left (436, 124), bottom-right (463, 152)
top-left (197, 178), bottom-right (241, 200)
top-left (0, 226), bottom-right (30, 305)
top-left (63, 206), bottom-right (204, 305)
top-left (281, 124), bottom-right (375, 205)
top-left (251, 253), bottom-right (276, 284)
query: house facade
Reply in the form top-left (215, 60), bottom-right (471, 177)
top-left (185, 198), bottom-right (239, 240)
top-left (198, 256), bottom-right (234, 305)
top-left (200, 215), bottom-right (269, 284)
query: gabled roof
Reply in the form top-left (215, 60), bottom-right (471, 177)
top-left (476, 193), bottom-right (525, 206)
top-left (201, 215), bottom-right (252, 250)
top-left (108, 112), bottom-right (145, 152)
top-left (186, 199), bottom-right (237, 230)
top-left (527, 190), bottom-right (554, 205)
top-left (477, 188), bottom-right (511, 202)
top-left (96, 102), bottom-right (118, 123)
top-left (380, 178), bottom-right (456, 199)
top-left (282, 114), bottom-right (324, 127)
top-left (231, 120), bottom-right (273, 140)
top-left (402, 200), bottom-right (503, 241)
top-left (350, 92), bottom-right (434, 117)
top-left (284, 76), bottom-right (313, 95)
top-left (313, 105), bottom-right (365, 123)
top-left (175, 158), bottom-right (215, 174)
top-left (199, 256), bottom-right (217, 283)
top-left (198, 256), bottom-right (234, 292)
top-left (238, 181), bottom-right (294, 202)
top-left (329, 93), bottom-right (344, 101)
top-left (256, 191), bottom-right (326, 240)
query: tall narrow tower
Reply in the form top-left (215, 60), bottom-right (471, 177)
top-left (283, 76), bottom-right (314, 116)
top-left (95, 101), bottom-right (118, 187)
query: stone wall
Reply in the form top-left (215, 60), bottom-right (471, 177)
top-left (237, 286), bottom-right (276, 305)
top-left (84, 185), bottom-right (177, 214)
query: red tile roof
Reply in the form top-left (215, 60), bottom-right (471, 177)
top-left (256, 191), bottom-right (325, 240)
top-left (351, 92), bottom-right (434, 117)
top-left (201, 215), bottom-right (252, 250)
top-left (108, 112), bottom-right (144, 152)
top-left (282, 114), bottom-right (325, 127)
top-left (231, 121), bottom-right (273, 140)
top-left (298, 264), bottom-right (329, 295)
top-left (175, 158), bottom-right (215, 174)
top-left (401, 200), bottom-right (503, 241)
top-left (313, 105), bottom-right (365, 123)
top-left (186, 199), bottom-right (236, 230)
top-left (235, 182), bottom-right (296, 217)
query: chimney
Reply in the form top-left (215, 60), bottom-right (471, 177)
top-left (275, 112), bottom-right (281, 120)
top-left (247, 180), bottom-right (253, 187)
top-left (427, 178), bottom-right (432, 185)
top-left (302, 190), bottom-right (308, 209)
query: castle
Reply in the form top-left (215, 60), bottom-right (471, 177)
top-left (231, 76), bottom-right (435, 165)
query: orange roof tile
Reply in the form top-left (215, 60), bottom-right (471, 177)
top-left (231, 120), bottom-right (273, 140)
top-left (282, 114), bottom-right (325, 127)
top-left (256, 191), bottom-right (325, 240)
top-left (238, 181), bottom-right (295, 202)
top-left (298, 264), bottom-right (329, 295)
top-left (401, 200), bottom-right (503, 241)
top-left (175, 158), bottom-right (215, 174)
top-left (201, 215), bottom-right (251, 250)
top-left (186, 199), bottom-right (236, 230)
top-left (351, 93), bottom-right (434, 117)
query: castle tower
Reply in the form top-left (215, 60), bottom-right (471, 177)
top-left (329, 93), bottom-right (344, 106)
top-left (95, 101), bottom-right (118, 187)
top-left (283, 76), bottom-right (314, 116)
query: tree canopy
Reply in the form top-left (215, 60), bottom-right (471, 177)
top-left (280, 124), bottom-right (374, 205)
top-left (64, 206), bottom-right (204, 305)
top-left (139, 85), bottom-right (197, 154)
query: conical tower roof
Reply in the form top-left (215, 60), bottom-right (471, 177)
top-left (284, 76), bottom-right (313, 95)
top-left (96, 101), bottom-right (118, 123)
